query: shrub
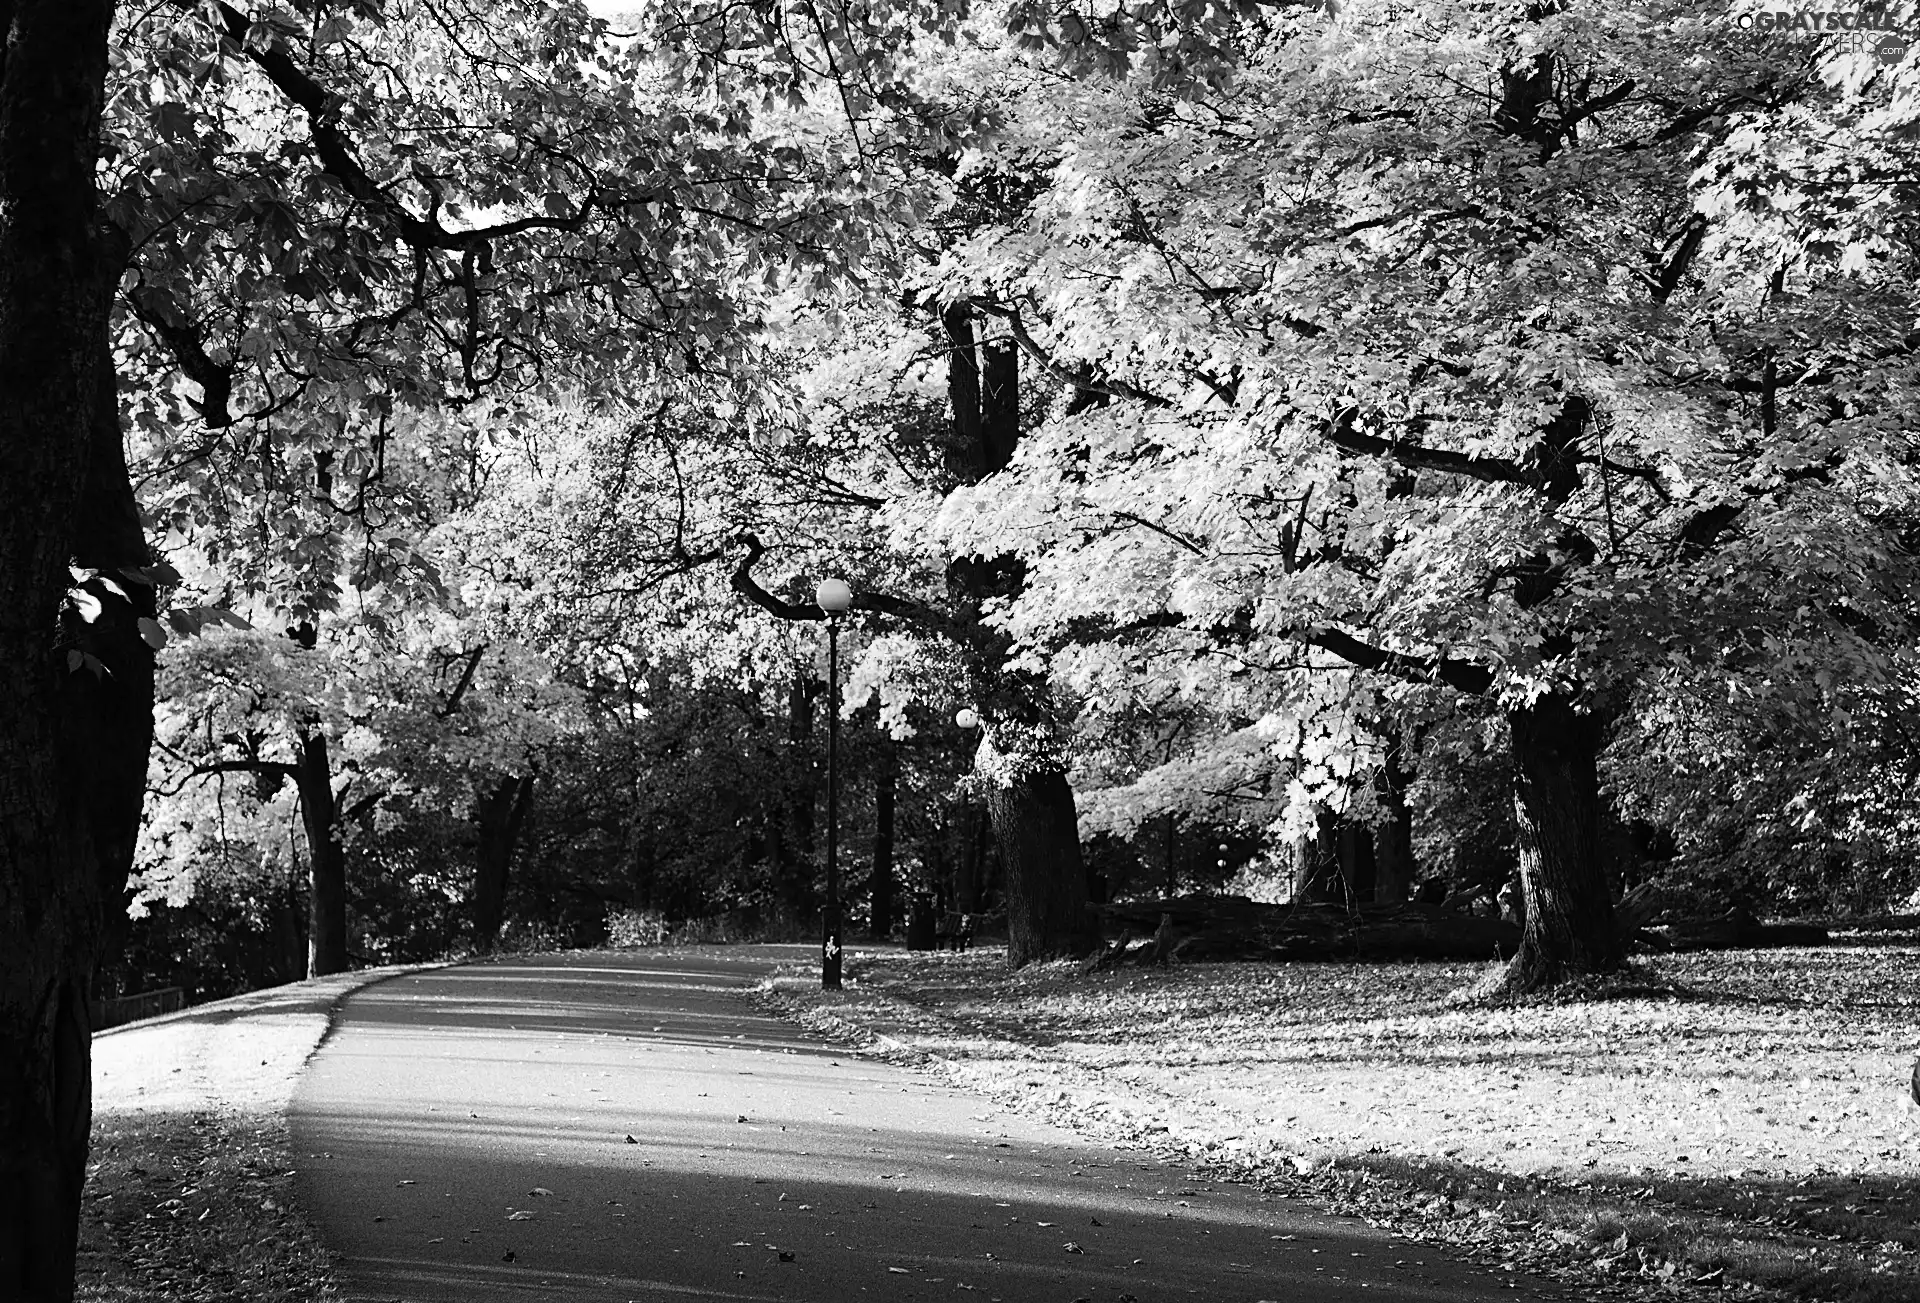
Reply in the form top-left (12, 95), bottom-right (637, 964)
top-left (606, 907), bottom-right (669, 948)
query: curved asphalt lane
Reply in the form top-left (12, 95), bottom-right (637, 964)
top-left (291, 948), bottom-right (1559, 1302)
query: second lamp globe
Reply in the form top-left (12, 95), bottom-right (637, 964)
top-left (815, 577), bottom-right (853, 614)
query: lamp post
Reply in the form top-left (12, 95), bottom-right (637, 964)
top-left (815, 577), bottom-right (853, 990)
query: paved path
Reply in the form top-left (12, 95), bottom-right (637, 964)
top-left (291, 949), bottom-right (1558, 1302)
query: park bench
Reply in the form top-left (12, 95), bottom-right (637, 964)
top-left (934, 911), bottom-right (974, 952)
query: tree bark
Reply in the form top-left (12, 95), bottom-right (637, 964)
top-left (296, 731), bottom-right (348, 977)
top-left (0, 6), bottom-right (126, 1299)
top-left (779, 669), bottom-right (817, 925)
top-left (943, 305), bottom-right (1095, 964)
top-left (950, 804), bottom-right (980, 914)
top-left (1500, 693), bottom-right (1622, 991)
top-left (1292, 811), bottom-right (1345, 904)
top-left (1338, 820), bottom-right (1376, 903)
top-left (1162, 814), bottom-right (1178, 898)
top-left (869, 744), bottom-right (896, 938)
top-left (984, 764), bottom-right (1101, 966)
top-left (472, 772), bottom-right (535, 951)
top-left (1371, 733), bottom-right (1416, 904)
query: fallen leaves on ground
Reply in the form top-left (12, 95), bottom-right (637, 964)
top-left (77, 1111), bottom-right (335, 1303)
top-left (761, 929), bottom-right (1920, 1303)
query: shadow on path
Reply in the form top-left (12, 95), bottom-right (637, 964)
top-left (292, 949), bottom-right (1561, 1302)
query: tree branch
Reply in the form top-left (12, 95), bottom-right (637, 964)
top-left (1300, 625), bottom-right (1494, 695)
top-left (438, 643), bottom-right (487, 718)
top-left (1110, 510), bottom-right (1206, 555)
top-left (1320, 406), bottom-right (1529, 485)
top-left (205, 2), bottom-right (597, 254)
top-left (189, 758), bottom-right (300, 782)
top-left (729, 534), bottom-right (948, 629)
top-left (972, 302), bottom-right (1175, 409)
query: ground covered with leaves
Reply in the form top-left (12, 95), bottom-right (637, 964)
top-left (765, 930), bottom-right (1920, 1303)
top-left (76, 966), bottom-right (433, 1302)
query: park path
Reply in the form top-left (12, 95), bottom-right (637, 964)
top-left (290, 948), bottom-right (1559, 1302)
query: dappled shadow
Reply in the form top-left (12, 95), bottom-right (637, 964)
top-left (337, 955), bottom-right (840, 1058)
top-left (293, 1116), bottom-right (1554, 1303)
top-left (291, 951), bottom-right (1568, 1303)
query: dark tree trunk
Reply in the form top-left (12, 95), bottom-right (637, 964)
top-left (276, 864), bottom-right (306, 986)
top-left (1500, 693), bottom-right (1621, 991)
top-left (985, 765), bottom-right (1101, 966)
top-left (944, 305), bottom-right (1094, 963)
top-left (1292, 811), bottom-right (1346, 904)
top-left (780, 670), bottom-right (817, 925)
top-left (951, 804), bottom-right (981, 914)
top-left (295, 731), bottom-right (348, 977)
top-left (1163, 814), bottom-right (1178, 898)
top-left (0, 7), bottom-right (128, 1299)
top-left (473, 772), bottom-right (535, 951)
top-left (909, 830), bottom-right (944, 950)
top-left (979, 340), bottom-right (1019, 471)
top-left (1338, 820), bottom-right (1377, 903)
top-left (1372, 733), bottom-right (1416, 904)
top-left (869, 745), bottom-right (896, 938)
top-left (942, 304), bottom-right (985, 479)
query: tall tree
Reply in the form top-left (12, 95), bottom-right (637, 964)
top-left (919, 1), bottom-right (1920, 989)
top-left (0, 5), bottom-right (131, 1298)
top-left (7, 1), bottom-right (877, 1287)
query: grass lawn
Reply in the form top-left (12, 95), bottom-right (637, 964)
top-left (763, 930), bottom-right (1920, 1303)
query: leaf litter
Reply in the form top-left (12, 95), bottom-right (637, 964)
top-left (763, 931), bottom-right (1920, 1303)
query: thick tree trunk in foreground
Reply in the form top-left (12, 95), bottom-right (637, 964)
top-left (985, 766), bottom-right (1101, 966)
top-left (0, 6), bottom-right (126, 1299)
top-left (473, 772), bottom-right (535, 951)
top-left (296, 731), bottom-right (349, 977)
top-left (1501, 693), bottom-right (1621, 991)
top-left (869, 746), bottom-right (896, 938)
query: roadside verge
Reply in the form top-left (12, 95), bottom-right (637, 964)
top-left (760, 943), bottom-right (1920, 1303)
top-left (81, 963), bottom-right (448, 1302)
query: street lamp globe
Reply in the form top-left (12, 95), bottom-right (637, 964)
top-left (954, 707), bottom-right (980, 730)
top-left (815, 577), bottom-right (853, 615)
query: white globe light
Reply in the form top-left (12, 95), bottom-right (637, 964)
top-left (815, 577), bottom-right (853, 614)
top-left (954, 708), bottom-right (980, 730)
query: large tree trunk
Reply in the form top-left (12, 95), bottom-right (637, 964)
top-left (1372, 733), bottom-right (1416, 904)
top-left (0, 6), bottom-right (127, 1299)
top-left (984, 763), bottom-right (1101, 966)
top-left (472, 772), bottom-right (535, 951)
top-left (869, 744), bottom-right (896, 938)
top-left (945, 303), bottom-right (1097, 963)
top-left (1500, 693), bottom-right (1621, 991)
top-left (296, 731), bottom-right (348, 977)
